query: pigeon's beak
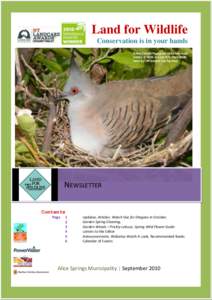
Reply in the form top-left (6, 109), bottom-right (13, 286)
top-left (55, 93), bottom-right (70, 103)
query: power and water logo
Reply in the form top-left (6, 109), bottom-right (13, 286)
top-left (62, 23), bottom-right (86, 45)
top-left (20, 169), bottom-right (50, 200)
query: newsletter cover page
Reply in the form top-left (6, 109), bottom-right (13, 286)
top-left (1, 1), bottom-right (211, 299)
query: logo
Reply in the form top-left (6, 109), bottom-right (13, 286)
top-left (32, 28), bottom-right (60, 42)
top-left (13, 257), bottom-right (32, 267)
top-left (20, 169), bottom-right (50, 200)
top-left (14, 246), bottom-right (40, 253)
top-left (17, 29), bottom-right (31, 42)
top-left (13, 223), bottom-right (27, 242)
top-left (62, 23), bottom-right (86, 45)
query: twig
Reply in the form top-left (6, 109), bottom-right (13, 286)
top-left (151, 130), bottom-right (161, 151)
top-left (15, 85), bottom-right (50, 108)
top-left (20, 136), bottom-right (51, 166)
top-left (40, 87), bottom-right (57, 92)
top-left (15, 153), bottom-right (37, 166)
top-left (42, 97), bottom-right (56, 152)
top-left (86, 48), bottom-right (116, 72)
top-left (45, 152), bottom-right (69, 167)
top-left (179, 162), bottom-right (191, 167)
top-left (19, 136), bottom-right (41, 165)
top-left (25, 87), bottom-right (50, 108)
top-left (139, 132), bottom-right (192, 166)
top-left (15, 85), bottom-right (25, 93)
top-left (112, 144), bottom-right (122, 160)
top-left (15, 49), bottom-right (23, 84)
top-left (21, 54), bottom-right (53, 94)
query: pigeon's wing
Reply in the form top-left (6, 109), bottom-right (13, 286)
top-left (100, 65), bottom-right (192, 100)
top-left (96, 67), bottom-right (192, 149)
top-left (100, 93), bottom-right (161, 148)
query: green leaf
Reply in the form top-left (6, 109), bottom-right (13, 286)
top-left (99, 58), bottom-right (112, 64)
top-left (111, 51), bottom-right (144, 69)
top-left (185, 155), bottom-right (192, 163)
top-left (17, 114), bottom-right (36, 137)
top-left (51, 48), bottom-right (71, 58)
top-left (15, 141), bottom-right (29, 154)
top-left (154, 50), bottom-right (180, 76)
top-left (108, 62), bottom-right (151, 81)
top-left (23, 71), bottom-right (31, 85)
top-left (77, 48), bottom-right (92, 55)
top-left (34, 53), bottom-right (63, 73)
top-left (42, 60), bottom-right (63, 73)
top-left (179, 48), bottom-right (192, 58)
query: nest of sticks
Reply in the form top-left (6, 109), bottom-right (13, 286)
top-left (35, 101), bottom-right (192, 168)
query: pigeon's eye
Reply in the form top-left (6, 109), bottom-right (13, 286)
top-left (70, 86), bottom-right (80, 95)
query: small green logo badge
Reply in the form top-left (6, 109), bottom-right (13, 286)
top-left (62, 23), bottom-right (86, 45)
top-left (20, 170), bottom-right (50, 200)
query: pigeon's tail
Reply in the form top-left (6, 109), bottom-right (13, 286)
top-left (159, 89), bottom-right (192, 115)
top-left (148, 65), bottom-right (192, 98)
top-left (155, 65), bottom-right (192, 120)
top-left (156, 87), bottom-right (192, 144)
top-left (167, 65), bottom-right (192, 96)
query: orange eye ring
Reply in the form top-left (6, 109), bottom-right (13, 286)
top-left (70, 86), bottom-right (80, 95)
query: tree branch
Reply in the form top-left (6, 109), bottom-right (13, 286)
top-left (20, 54), bottom-right (54, 94)
top-left (42, 97), bottom-right (56, 152)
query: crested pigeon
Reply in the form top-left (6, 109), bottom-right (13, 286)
top-left (61, 60), bottom-right (192, 157)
